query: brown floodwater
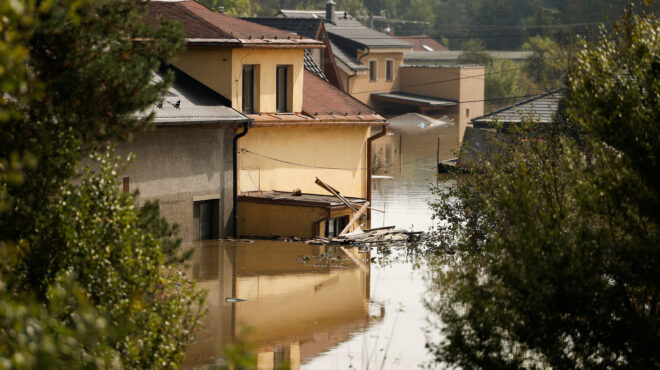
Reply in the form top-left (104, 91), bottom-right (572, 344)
top-left (182, 135), bottom-right (453, 369)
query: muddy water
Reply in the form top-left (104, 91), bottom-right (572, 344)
top-left (182, 135), bottom-right (451, 369)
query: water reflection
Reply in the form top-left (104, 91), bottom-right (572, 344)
top-left (183, 240), bottom-right (380, 369)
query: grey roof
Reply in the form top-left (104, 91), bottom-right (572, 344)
top-left (240, 190), bottom-right (367, 207)
top-left (275, 9), bottom-right (363, 27)
top-left (325, 25), bottom-right (413, 50)
top-left (471, 89), bottom-right (563, 127)
top-left (141, 66), bottom-right (248, 126)
top-left (328, 39), bottom-right (368, 71)
top-left (240, 17), bottom-right (322, 39)
top-left (404, 50), bottom-right (533, 64)
top-left (371, 92), bottom-right (457, 107)
top-left (304, 50), bottom-right (328, 81)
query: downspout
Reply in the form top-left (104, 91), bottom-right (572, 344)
top-left (232, 120), bottom-right (251, 237)
top-left (366, 126), bottom-right (386, 220)
top-left (346, 47), bottom-right (371, 94)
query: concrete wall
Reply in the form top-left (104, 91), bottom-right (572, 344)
top-left (238, 126), bottom-right (370, 198)
top-left (116, 125), bottom-right (236, 242)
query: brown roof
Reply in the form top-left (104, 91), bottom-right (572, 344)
top-left (393, 35), bottom-right (448, 52)
top-left (145, 1), bottom-right (322, 48)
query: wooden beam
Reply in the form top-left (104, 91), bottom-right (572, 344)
top-left (339, 201), bottom-right (369, 236)
top-left (314, 177), bottom-right (358, 212)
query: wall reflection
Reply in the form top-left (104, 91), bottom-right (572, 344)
top-left (182, 240), bottom-right (380, 369)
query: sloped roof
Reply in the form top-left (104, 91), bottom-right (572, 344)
top-left (371, 92), bottom-right (456, 108)
top-left (471, 89), bottom-right (563, 127)
top-left (142, 66), bottom-right (248, 126)
top-left (328, 39), bottom-right (368, 71)
top-left (304, 50), bottom-right (328, 81)
top-left (145, 1), bottom-right (322, 48)
top-left (240, 17), bottom-right (323, 39)
top-left (326, 25), bottom-right (413, 50)
top-left (275, 9), bottom-right (363, 27)
top-left (393, 35), bottom-right (449, 52)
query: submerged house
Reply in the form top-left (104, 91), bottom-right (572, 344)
top-left (118, 66), bottom-right (250, 243)
top-left (461, 89), bottom-right (563, 165)
top-left (146, 0), bottom-right (387, 239)
top-left (274, 3), bottom-right (485, 165)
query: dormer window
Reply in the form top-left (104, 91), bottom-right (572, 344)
top-left (276, 65), bottom-right (291, 112)
top-left (242, 65), bottom-right (255, 113)
top-left (369, 60), bottom-right (377, 81)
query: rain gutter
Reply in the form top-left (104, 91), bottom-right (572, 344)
top-left (366, 126), bottom-right (386, 220)
top-left (232, 120), bottom-right (251, 237)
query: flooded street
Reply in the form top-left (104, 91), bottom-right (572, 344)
top-left (183, 135), bottom-right (453, 369)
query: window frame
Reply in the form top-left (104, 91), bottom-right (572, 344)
top-left (242, 65), bottom-right (255, 114)
top-left (385, 59), bottom-right (394, 81)
top-left (369, 60), bottom-right (378, 82)
top-left (276, 65), bottom-right (292, 113)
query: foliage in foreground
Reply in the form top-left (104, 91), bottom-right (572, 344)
top-left (427, 10), bottom-right (660, 369)
top-left (1, 0), bottom-right (204, 367)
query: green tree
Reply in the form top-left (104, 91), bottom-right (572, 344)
top-left (484, 58), bottom-right (535, 109)
top-left (1, 0), bottom-right (204, 367)
top-left (457, 39), bottom-right (493, 66)
top-left (522, 35), bottom-right (566, 89)
top-left (427, 9), bottom-right (660, 369)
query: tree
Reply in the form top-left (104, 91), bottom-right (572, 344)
top-left (1, 0), bottom-right (204, 367)
top-left (457, 39), bottom-right (493, 66)
top-left (522, 35), bottom-right (566, 90)
top-left (427, 8), bottom-right (660, 369)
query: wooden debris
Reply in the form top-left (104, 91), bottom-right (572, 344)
top-left (339, 201), bottom-right (369, 236)
top-left (315, 177), bottom-right (359, 212)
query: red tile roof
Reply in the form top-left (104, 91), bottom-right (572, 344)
top-left (302, 70), bottom-right (383, 120)
top-left (146, 1), bottom-right (322, 48)
top-left (393, 35), bottom-right (449, 52)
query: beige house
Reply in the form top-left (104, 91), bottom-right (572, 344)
top-left (275, 3), bottom-right (485, 162)
top-left (147, 0), bottom-right (387, 239)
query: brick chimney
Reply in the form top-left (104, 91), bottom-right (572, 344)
top-left (326, 0), bottom-right (335, 24)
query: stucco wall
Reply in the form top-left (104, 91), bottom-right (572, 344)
top-left (232, 48), bottom-right (305, 113)
top-left (173, 49), bottom-right (233, 100)
top-left (238, 126), bottom-right (370, 198)
top-left (348, 50), bottom-right (405, 105)
top-left (116, 125), bottom-right (235, 242)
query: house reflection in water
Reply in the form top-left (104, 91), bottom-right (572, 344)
top-left (182, 240), bottom-right (380, 369)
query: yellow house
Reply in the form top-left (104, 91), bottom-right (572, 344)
top-left (147, 1), bottom-right (387, 239)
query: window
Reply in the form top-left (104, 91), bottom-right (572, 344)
top-left (325, 216), bottom-right (349, 237)
top-left (369, 60), bottom-right (377, 81)
top-left (276, 65), bottom-right (291, 112)
top-left (194, 199), bottom-right (219, 241)
top-left (386, 59), bottom-right (394, 81)
top-left (242, 65), bottom-right (255, 113)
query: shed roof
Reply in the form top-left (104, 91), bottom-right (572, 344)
top-left (141, 66), bottom-right (248, 126)
top-left (325, 25), bottom-right (413, 50)
top-left (371, 92), bottom-right (457, 108)
top-left (471, 89), bottom-right (563, 127)
top-left (404, 50), bottom-right (532, 63)
top-left (145, 1), bottom-right (322, 48)
top-left (275, 9), bottom-right (363, 27)
top-left (240, 191), bottom-right (367, 208)
top-left (393, 35), bottom-right (449, 52)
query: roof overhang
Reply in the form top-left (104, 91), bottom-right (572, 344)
top-left (371, 92), bottom-right (457, 108)
top-left (185, 38), bottom-right (324, 49)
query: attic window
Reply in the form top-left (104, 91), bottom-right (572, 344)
top-left (422, 45), bottom-right (434, 51)
top-left (369, 60), bottom-right (377, 81)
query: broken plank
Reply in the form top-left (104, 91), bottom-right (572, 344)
top-left (339, 201), bottom-right (369, 236)
top-left (314, 177), bottom-right (358, 212)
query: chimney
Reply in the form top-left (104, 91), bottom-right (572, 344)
top-left (326, 0), bottom-right (335, 24)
